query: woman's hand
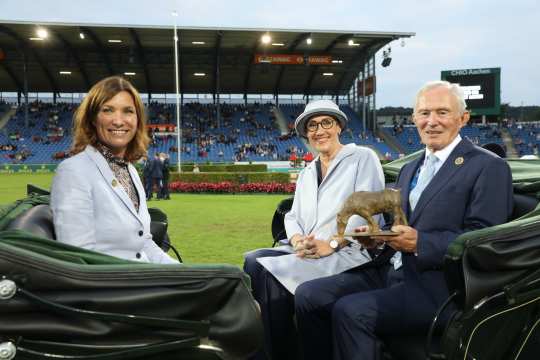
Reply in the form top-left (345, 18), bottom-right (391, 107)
top-left (297, 234), bottom-right (334, 259)
top-left (290, 234), bottom-right (307, 253)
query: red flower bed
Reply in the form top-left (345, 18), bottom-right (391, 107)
top-left (239, 182), bottom-right (296, 194)
top-left (168, 181), bottom-right (295, 194)
top-left (169, 181), bottom-right (236, 193)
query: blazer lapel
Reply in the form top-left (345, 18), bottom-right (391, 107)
top-left (409, 140), bottom-right (473, 224)
top-left (128, 164), bottom-right (146, 215)
top-left (304, 159), bottom-right (320, 233)
top-left (85, 146), bottom-right (142, 223)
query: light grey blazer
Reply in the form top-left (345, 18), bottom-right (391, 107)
top-left (51, 145), bottom-right (177, 264)
top-left (285, 143), bottom-right (385, 240)
top-left (257, 144), bottom-right (385, 293)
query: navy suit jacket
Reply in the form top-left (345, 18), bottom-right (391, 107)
top-left (395, 138), bottom-right (513, 309)
top-left (151, 158), bottom-right (164, 179)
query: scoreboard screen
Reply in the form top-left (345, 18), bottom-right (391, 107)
top-left (441, 68), bottom-right (500, 116)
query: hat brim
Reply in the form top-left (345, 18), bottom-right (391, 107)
top-left (294, 109), bottom-right (348, 138)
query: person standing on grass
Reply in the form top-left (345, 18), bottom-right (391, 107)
top-left (243, 99), bottom-right (384, 360)
top-left (150, 152), bottom-right (164, 199)
top-left (51, 76), bottom-right (178, 264)
top-left (142, 155), bottom-right (153, 200)
top-left (160, 152), bottom-right (171, 200)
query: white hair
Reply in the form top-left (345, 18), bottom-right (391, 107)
top-left (413, 80), bottom-right (467, 115)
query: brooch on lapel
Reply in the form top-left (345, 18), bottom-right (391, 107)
top-left (454, 157), bottom-right (464, 166)
top-left (112, 179), bottom-right (118, 187)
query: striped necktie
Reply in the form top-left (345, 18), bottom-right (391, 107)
top-left (409, 154), bottom-right (438, 211)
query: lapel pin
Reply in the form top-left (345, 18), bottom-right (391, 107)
top-left (112, 179), bottom-right (118, 187)
top-left (454, 157), bottom-right (464, 166)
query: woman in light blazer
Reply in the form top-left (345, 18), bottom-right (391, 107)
top-left (51, 76), bottom-right (177, 264)
top-left (243, 100), bottom-right (385, 360)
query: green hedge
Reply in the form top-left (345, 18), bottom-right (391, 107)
top-left (174, 164), bottom-right (267, 172)
top-left (169, 172), bottom-right (290, 184)
top-left (135, 163), bottom-right (267, 173)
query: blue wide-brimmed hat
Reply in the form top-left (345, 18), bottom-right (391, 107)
top-left (294, 99), bottom-right (348, 138)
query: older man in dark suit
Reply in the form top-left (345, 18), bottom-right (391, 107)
top-left (294, 81), bottom-right (514, 360)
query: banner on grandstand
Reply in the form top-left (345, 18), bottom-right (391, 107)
top-left (357, 76), bottom-right (376, 96)
top-left (254, 54), bottom-right (304, 65)
top-left (253, 54), bottom-right (332, 65)
top-left (0, 164), bottom-right (57, 174)
top-left (307, 56), bottom-right (332, 65)
top-left (147, 124), bottom-right (176, 132)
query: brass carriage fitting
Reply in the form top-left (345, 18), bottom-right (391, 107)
top-left (0, 279), bottom-right (16, 300)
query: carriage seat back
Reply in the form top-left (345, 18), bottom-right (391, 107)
top-left (5, 204), bottom-right (56, 240)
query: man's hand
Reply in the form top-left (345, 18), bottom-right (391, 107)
top-left (351, 225), bottom-right (383, 249)
top-left (297, 234), bottom-right (333, 259)
top-left (372, 225), bottom-right (418, 253)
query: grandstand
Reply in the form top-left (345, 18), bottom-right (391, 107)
top-left (0, 22), bottom-right (527, 167)
top-left (1, 99), bottom-right (522, 165)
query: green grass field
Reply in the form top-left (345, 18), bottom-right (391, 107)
top-left (0, 173), bottom-right (289, 267)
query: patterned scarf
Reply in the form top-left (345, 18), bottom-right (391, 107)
top-left (96, 143), bottom-right (140, 211)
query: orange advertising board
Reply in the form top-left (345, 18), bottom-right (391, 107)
top-left (147, 124), bottom-right (176, 132)
top-left (254, 54), bottom-right (304, 65)
top-left (307, 56), bottom-right (332, 65)
top-left (254, 54), bottom-right (333, 65)
top-left (357, 76), bottom-right (376, 96)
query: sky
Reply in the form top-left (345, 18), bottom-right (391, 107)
top-left (1, 0), bottom-right (538, 107)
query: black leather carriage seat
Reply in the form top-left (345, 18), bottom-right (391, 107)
top-left (5, 204), bottom-right (179, 260)
top-left (5, 204), bottom-right (56, 240)
top-left (511, 193), bottom-right (539, 220)
top-left (271, 196), bottom-right (294, 246)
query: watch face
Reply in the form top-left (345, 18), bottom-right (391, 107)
top-left (330, 239), bottom-right (338, 249)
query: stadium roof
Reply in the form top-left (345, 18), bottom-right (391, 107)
top-left (0, 22), bottom-right (414, 97)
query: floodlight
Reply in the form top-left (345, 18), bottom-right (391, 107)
top-left (261, 34), bottom-right (271, 44)
top-left (36, 28), bottom-right (48, 39)
top-left (381, 57), bottom-right (392, 67)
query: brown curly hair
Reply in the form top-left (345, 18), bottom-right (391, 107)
top-left (71, 76), bottom-right (149, 162)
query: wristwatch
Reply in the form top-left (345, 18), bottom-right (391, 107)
top-left (329, 239), bottom-right (340, 251)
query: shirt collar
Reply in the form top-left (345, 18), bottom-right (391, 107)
top-left (425, 134), bottom-right (462, 165)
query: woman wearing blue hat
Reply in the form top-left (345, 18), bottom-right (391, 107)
top-left (243, 99), bottom-right (385, 360)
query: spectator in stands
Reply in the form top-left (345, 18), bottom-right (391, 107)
top-left (289, 151), bottom-right (298, 168)
top-left (243, 99), bottom-right (384, 360)
top-left (51, 76), bottom-right (177, 264)
top-left (302, 151), bottom-right (314, 165)
top-left (295, 80), bottom-right (513, 360)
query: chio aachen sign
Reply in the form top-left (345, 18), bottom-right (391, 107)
top-left (441, 67), bottom-right (501, 116)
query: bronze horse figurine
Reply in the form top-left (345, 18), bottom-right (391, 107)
top-left (335, 188), bottom-right (408, 239)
